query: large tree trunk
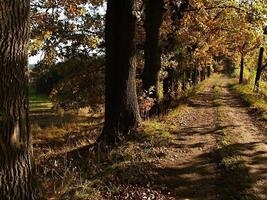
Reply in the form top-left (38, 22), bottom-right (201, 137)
top-left (239, 56), bottom-right (244, 84)
top-left (254, 47), bottom-right (264, 91)
top-left (99, 0), bottom-right (141, 145)
top-left (142, 0), bottom-right (164, 102)
top-left (0, 1), bottom-right (38, 199)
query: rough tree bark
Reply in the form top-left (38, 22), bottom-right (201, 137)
top-left (98, 0), bottom-right (141, 145)
top-left (254, 47), bottom-right (264, 91)
top-left (239, 56), bottom-right (244, 84)
top-left (142, 0), bottom-right (164, 102)
top-left (0, 1), bottom-right (38, 199)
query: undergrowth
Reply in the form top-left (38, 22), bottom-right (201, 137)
top-left (36, 75), bottom-right (219, 200)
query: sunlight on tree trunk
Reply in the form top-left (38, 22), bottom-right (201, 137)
top-left (254, 47), bottom-right (264, 92)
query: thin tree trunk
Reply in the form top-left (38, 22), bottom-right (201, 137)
top-left (207, 65), bottom-right (211, 77)
top-left (185, 70), bottom-right (191, 86)
top-left (163, 68), bottom-right (173, 103)
top-left (0, 1), bottom-right (38, 199)
top-left (254, 47), bottom-right (264, 91)
top-left (173, 78), bottom-right (179, 99)
top-left (192, 67), bottom-right (198, 85)
top-left (200, 69), bottom-right (203, 81)
top-left (142, 0), bottom-right (164, 102)
top-left (182, 71), bottom-right (187, 92)
top-left (201, 68), bottom-right (206, 81)
top-left (198, 69), bottom-right (201, 83)
top-left (239, 56), bottom-right (244, 84)
top-left (99, 0), bottom-right (141, 145)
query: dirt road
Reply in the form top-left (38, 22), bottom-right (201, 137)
top-left (156, 78), bottom-right (267, 200)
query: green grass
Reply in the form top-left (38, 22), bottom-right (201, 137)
top-left (229, 79), bottom-right (267, 120)
top-left (188, 74), bottom-right (221, 97)
top-left (213, 84), bottom-right (223, 107)
top-left (29, 87), bottom-right (53, 112)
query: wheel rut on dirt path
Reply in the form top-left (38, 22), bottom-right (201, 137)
top-left (217, 81), bottom-right (267, 199)
top-left (156, 81), bottom-right (219, 200)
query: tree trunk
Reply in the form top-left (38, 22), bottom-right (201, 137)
top-left (198, 69), bottom-right (201, 83)
top-left (142, 0), bottom-right (164, 101)
top-left (163, 68), bottom-right (173, 103)
top-left (99, 0), bottom-right (141, 145)
top-left (173, 78), bottom-right (179, 99)
top-left (185, 70), bottom-right (191, 87)
top-left (182, 71), bottom-right (187, 92)
top-left (0, 1), bottom-right (38, 199)
top-left (192, 68), bottom-right (198, 85)
top-left (201, 68), bottom-right (206, 81)
top-left (239, 56), bottom-right (244, 84)
top-left (207, 65), bottom-right (211, 77)
top-left (254, 47), bottom-right (264, 91)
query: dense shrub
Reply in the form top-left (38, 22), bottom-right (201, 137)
top-left (33, 55), bottom-right (105, 109)
top-left (35, 68), bottom-right (61, 95)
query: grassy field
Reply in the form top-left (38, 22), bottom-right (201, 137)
top-left (28, 88), bottom-right (104, 199)
top-left (29, 88), bottom-right (53, 112)
top-left (28, 88), bottom-right (103, 163)
top-left (29, 87), bottom-right (53, 112)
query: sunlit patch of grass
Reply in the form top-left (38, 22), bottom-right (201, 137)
top-left (213, 84), bottom-right (223, 107)
top-left (141, 120), bottom-right (175, 142)
top-left (29, 88), bottom-right (53, 112)
top-left (164, 104), bottom-right (189, 121)
top-left (161, 130), bottom-right (172, 138)
top-left (195, 74), bottom-right (222, 92)
top-left (230, 79), bottom-right (267, 121)
top-left (31, 122), bottom-right (67, 139)
top-left (222, 156), bottom-right (245, 170)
